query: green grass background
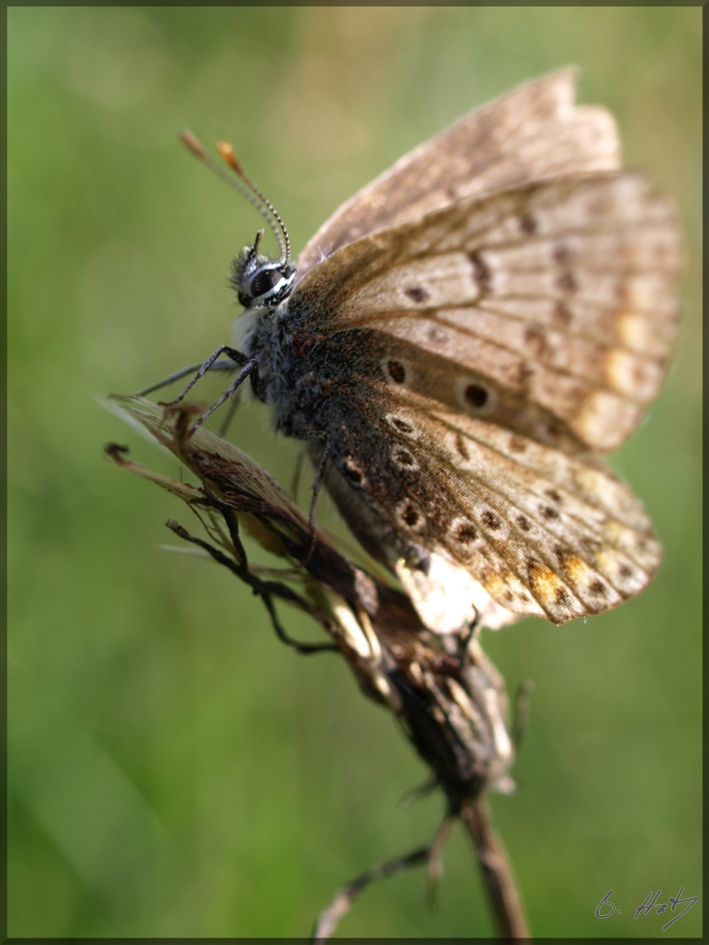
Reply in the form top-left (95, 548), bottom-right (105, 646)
top-left (8, 7), bottom-right (701, 938)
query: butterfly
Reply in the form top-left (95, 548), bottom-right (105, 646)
top-left (165, 69), bottom-right (680, 634)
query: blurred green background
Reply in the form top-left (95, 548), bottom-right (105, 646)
top-left (8, 7), bottom-right (701, 938)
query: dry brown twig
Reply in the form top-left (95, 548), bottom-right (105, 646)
top-left (106, 396), bottom-right (531, 939)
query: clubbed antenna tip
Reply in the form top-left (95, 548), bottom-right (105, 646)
top-left (179, 129), bottom-right (290, 266)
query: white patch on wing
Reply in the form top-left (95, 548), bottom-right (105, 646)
top-left (395, 551), bottom-right (520, 633)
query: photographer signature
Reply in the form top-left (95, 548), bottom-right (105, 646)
top-left (596, 888), bottom-right (698, 932)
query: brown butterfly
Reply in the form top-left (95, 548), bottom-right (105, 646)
top-left (162, 69), bottom-right (680, 633)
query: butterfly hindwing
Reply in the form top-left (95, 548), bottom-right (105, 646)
top-left (321, 368), bottom-right (660, 624)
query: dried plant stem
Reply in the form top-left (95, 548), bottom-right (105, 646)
top-left (311, 807), bottom-right (527, 941)
top-left (461, 795), bottom-right (530, 939)
top-left (109, 401), bottom-right (531, 940)
top-left (312, 846), bottom-right (430, 942)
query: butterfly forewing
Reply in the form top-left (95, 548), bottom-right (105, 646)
top-left (290, 172), bottom-right (680, 455)
top-left (296, 69), bottom-right (620, 280)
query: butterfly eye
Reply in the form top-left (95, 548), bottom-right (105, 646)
top-left (251, 267), bottom-right (282, 297)
top-left (249, 265), bottom-right (294, 303)
top-left (235, 259), bottom-right (295, 308)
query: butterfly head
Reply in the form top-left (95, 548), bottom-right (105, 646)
top-left (230, 229), bottom-right (296, 309)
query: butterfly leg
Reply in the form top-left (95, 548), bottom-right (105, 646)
top-left (162, 345), bottom-right (255, 406)
top-left (190, 356), bottom-right (260, 429)
top-left (135, 358), bottom-right (236, 397)
top-left (157, 345), bottom-right (263, 430)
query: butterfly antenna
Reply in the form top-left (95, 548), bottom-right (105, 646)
top-left (217, 140), bottom-right (291, 266)
top-left (179, 130), bottom-right (289, 264)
